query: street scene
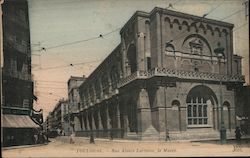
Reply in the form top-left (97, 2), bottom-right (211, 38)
top-left (3, 138), bottom-right (250, 157)
top-left (1, 0), bottom-right (250, 157)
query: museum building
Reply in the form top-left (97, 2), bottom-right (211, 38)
top-left (73, 7), bottom-right (244, 140)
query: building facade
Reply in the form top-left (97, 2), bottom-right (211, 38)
top-left (76, 7), bottom-right (244, 140)
top-left (46, 99), bottom-right (68, 136)
top-left (67, 76), bottom-right (86, 135)
top-left (2, 0), bottom-right (41, 147)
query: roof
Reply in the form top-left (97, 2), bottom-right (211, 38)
top-left (2, 114), bottom-right (40, 128)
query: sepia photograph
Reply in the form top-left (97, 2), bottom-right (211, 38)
top-left (1, 0), bottom-right (250, 157)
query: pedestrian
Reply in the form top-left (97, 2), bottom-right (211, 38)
top-left (90, 133), bottom-right (95, 144)
top-left (235, 126), bottom-right (242, 144)
top-left (165, 129), bottom-right (170, 141)
top-left (110, 130), bottom-right (113, 140)
top-left (34, 133), bottom-right (38, 144)
top-left (38, 132), bottom-right (44, 144)
top-left (70, 132), bottom-right (75, 144)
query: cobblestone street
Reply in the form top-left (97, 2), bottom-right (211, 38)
top-left (2, 138), bottom-right (250, 157)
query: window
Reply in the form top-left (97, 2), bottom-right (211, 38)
top-left (187, 97), bottom-right (208, 125)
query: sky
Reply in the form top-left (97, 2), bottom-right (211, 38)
top-left (28, 0), bottom-right (249, 119)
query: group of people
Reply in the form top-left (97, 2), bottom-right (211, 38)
top-left (33, 131), bottom-right (48, 144)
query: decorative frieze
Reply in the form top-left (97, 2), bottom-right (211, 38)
top-left (118, 68), bottom-right (244, 87)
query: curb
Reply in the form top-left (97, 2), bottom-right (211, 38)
top-left (57, 135), bottom-right (250, 144)
top-left (2, 143), bottom-right (48, 150)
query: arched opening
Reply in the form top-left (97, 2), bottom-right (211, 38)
top-left (223, 101), bottom-right (231, 130)
top-left (186, 85), bottom-right (218, 127)
top-left (74, 116), bottom-right (81, 132)
top-left (172, 100), bottom-right (180, 109)
top-left (127, 100), bottom-right (137, 133)
top-left (110, 66), bottom-right (119, 89)
top-left (164, 43), bottom-right (175, 68)
top-left (127, 44), bottom-right (137, 74)
top-left (171, 100), bottom-right (181, 131)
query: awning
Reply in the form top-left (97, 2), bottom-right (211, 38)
top-left (2, 114), bottom-right (40, 128)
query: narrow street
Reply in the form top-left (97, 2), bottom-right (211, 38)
top-left (2, 138), bottom-right (250, 157)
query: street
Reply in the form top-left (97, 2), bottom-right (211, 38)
top-left (2, 137), bottom-right (250, 157)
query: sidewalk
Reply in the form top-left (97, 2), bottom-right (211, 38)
top-left (3, 137), bottom-right (250, 157)
top-left (57, 135), bottom-right (250, 144)
top-left (2, 143), bottom-right (48, 151)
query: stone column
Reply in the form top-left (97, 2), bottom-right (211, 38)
top-left (97, 107), bottom-right (103, 130)
top-left (137, 88), bottom-right (152, 134)
top-left (137, 32), bottom-right (146, 71)
top-left (106, 105), bottom-right (111, 129)
top-left (123, 114), bottom-right (129, 133)
top-left (99, 79), bottom-right (103, 99)
top-left (84, 111), bottom-right (89, 130)
top-left (92, 85), bottom-right (96, 101)
top-left (116, 103), bottom-right (121, 129)
top-left (107, 73), bottom-right (112, 94)
top-left (81, 113), bottom-right (86, 130)
top-left (213, 106), bottom-right (219, 130)
top-left (152, 86), bottom-right (166, 132)
top-left (179, 107), bottom-right (187, 131)
top-left (90, 108), bottom-right (96, 130)
top-left (121, 35), bottom-right (127, 77)
top-left (145, 21), bottom-right (151, 59)
top-left (229, 106), bottom-right (236, 130)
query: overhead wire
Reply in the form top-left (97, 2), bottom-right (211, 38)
top-left (35, 80), bottom-right (67, 83)
top-left (32, 59), bottom-right (102, 71)
top-left (36, 86), bottom-right (67, 90)
top-left (219, 9), bottom-right (244, 21)
top-left (32, 4), bottom-right (222, 72)
top-left (34, 1), bottom-right (247, 80)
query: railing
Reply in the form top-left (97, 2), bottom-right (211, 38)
top-left (118, 71), bottom-right (149, 87)
top-left (118, 68), bottom-right (245, 87)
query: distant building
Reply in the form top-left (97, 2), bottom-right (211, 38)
top-left (1, 0), bottom-right (41, 147)
top-left (43, 112), bottom-right (52, 134)
top-left (46, 99), bottom-right (68, 136)
top-left (67, 76), bottom-right (86, 135)
top-left (74, 7), bottom-right (244, 140)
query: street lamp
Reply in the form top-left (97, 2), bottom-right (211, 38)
top-left (214, 46), bottom-right (226, 144)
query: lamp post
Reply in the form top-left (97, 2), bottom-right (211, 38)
top-left (214, 46), bottom-right (226, 144)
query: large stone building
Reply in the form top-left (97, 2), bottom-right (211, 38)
top-left (1, 0), bottom-right (41, 147)
top-left (67, 76), bottom-right (86, 135)
top-left (74, 7), bottom-right (244, 140)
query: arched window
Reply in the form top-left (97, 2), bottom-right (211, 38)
top-left (187, 97), bottom-right (208, 125)
top-left (127, 44), bottom-right (137, 73)
top-left (172, 100), bottom-right (180, 110)
top-left (186, 85), bottom-right (217, 127)
top-left (110, 66), bottom-right (118, 89)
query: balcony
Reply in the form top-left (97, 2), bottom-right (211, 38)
top-left (118, 71), bottom-right (148, 87)
top-left (118, 67), bottom-right (245, 87)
